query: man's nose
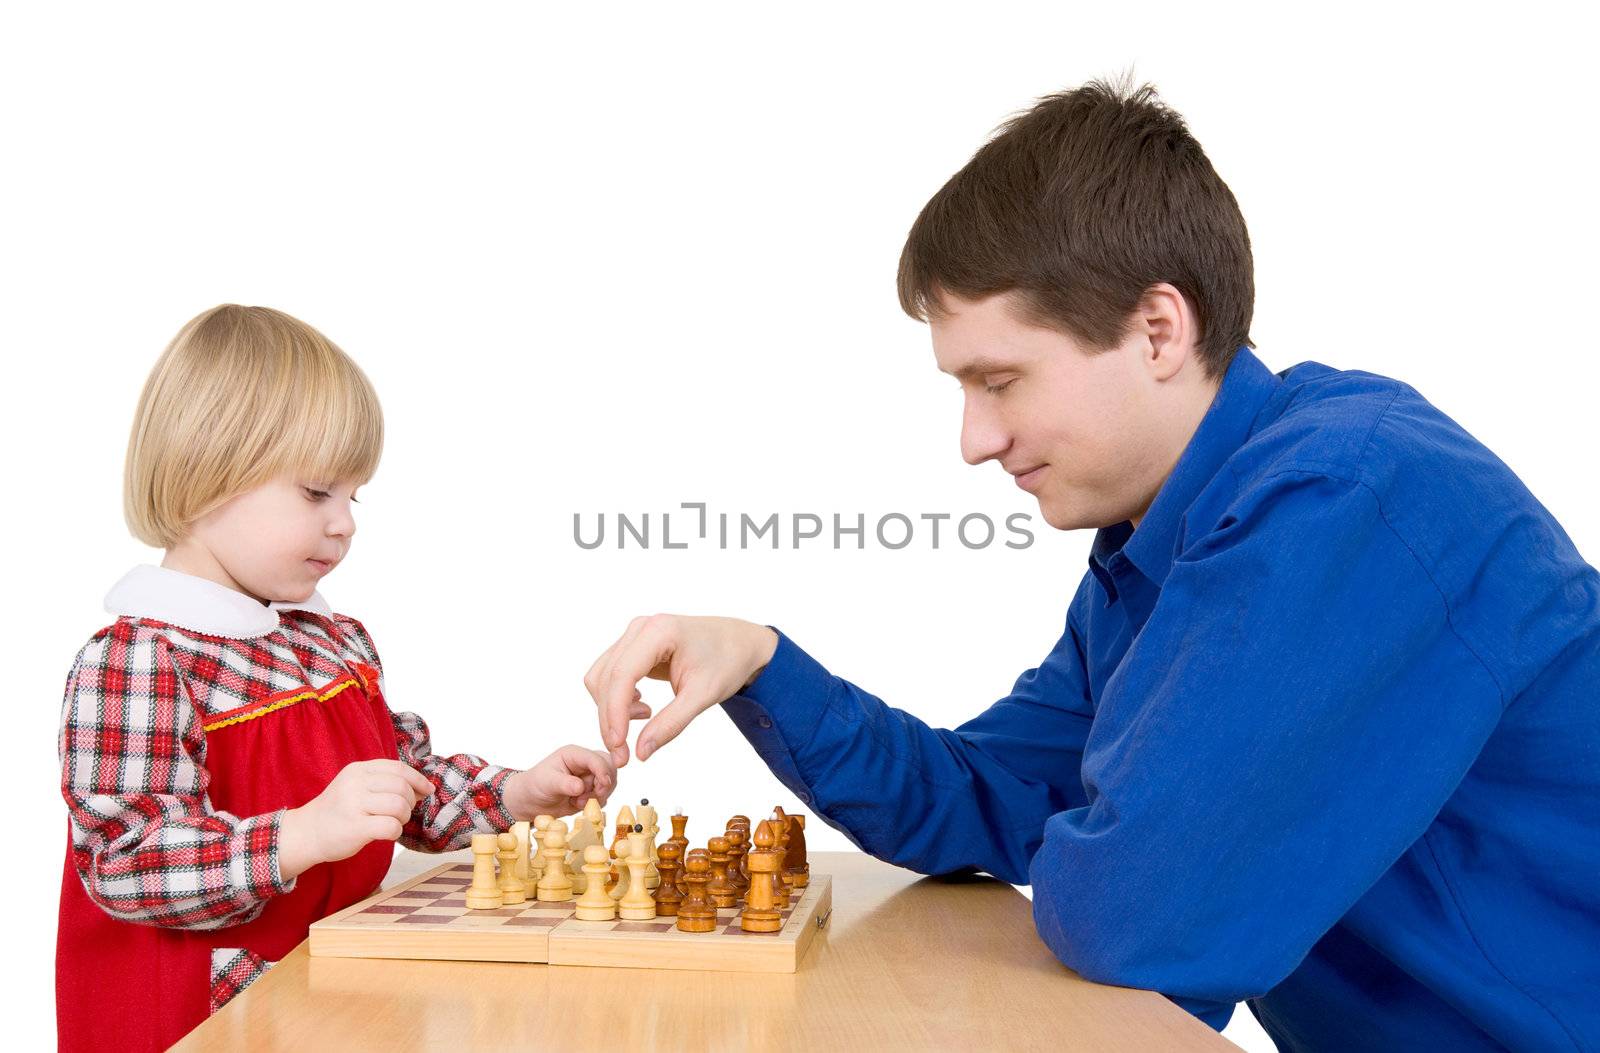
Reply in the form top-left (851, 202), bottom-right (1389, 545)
top-left (960, 395), bottom-right (1009, 466)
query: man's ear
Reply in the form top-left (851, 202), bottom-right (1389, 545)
top-left (1139, 282), bottom-right (1195, 383)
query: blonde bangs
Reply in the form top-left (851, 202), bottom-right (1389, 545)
top-left (124, 305), bottom-right (384, 548)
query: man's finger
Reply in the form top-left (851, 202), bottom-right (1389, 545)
top-left (634, 675), bottom-right (717, 762)
top-left (598, 622), bottom-right (676, 765)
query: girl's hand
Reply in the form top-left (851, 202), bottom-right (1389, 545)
top-left (278, 759), bottom-right (434, 880)
top-left (505, 745), bottom-right (617, 819)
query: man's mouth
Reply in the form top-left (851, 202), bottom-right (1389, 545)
top-left (1010, 465), bottom-right (1048, 492)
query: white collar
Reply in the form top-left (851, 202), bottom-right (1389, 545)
top-left (105, 564), bottom-right (332, 640)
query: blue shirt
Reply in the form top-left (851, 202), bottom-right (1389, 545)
top-left (724, 348), bottom-right (1600, 1052)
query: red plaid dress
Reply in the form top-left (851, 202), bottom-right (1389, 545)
top-left (56, 565), bottom-right (519, 1052)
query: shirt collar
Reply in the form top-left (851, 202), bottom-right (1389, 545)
top-left (1094, 346), bottom-right (1282, 589)
top-left (104, 564), bottom-right (331, 640)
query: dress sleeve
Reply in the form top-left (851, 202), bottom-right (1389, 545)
top-left (331, 615), bottom-right (517, 851)
top-left (58, 623), bottom-right (295, 928)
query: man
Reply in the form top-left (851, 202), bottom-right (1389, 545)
top-left (583, 78), bottom-right (1598, 1051)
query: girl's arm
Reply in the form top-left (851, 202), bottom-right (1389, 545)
top-left (330, 615), bottom-right (518, 851)
top-left (58, 624), bottom-right (295, 928)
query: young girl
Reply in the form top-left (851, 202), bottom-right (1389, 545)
top-left (56, 305), bottom-right (618, 1052)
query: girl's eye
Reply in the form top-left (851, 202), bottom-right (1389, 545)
top-left (304, 487), bottom-right (331, 500)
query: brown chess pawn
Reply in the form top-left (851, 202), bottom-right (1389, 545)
top-left (675, 849), bottom-right (717, 933)
top-left (728, 816), bottom-right (752, 883)
top-left (723, 824), bottom-right (750, 897)
top-left (740, 820), bottom-right (783, 933)
top-left (783, 812), bottom-right (810, 889)
top-left (654, 840), bottom-right (685, 917)
top-left (706, 835), bottom-right (738, 908)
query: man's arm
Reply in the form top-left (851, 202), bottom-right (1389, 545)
top-left (723, 600), bottom-right (1097, 884)
top-left (1029, 469), bottom-right (1503, 1027)
top-left (585, 596), bottom-right (1099, 886)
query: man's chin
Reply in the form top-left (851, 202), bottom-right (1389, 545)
top-left (1037, 493), bottom-right (1122, 533)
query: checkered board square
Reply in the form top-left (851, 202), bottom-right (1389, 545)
top-left (310, 861), bottom-right (832, 974)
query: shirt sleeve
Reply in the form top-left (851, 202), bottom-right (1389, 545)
top-left (1028, 469), bottom-right (1505, 1028)
top-left (331, 615), bottom-right (516, 851)
top-left (721, 585), bottom-right (1098, 885)
top-left (58, 624), bottom-right (295, 929)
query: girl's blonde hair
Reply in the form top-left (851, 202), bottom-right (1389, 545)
top-left (124, 305), bottom-right (384, 548)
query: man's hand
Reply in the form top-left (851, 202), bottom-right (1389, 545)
top-left (584, 615), bottom-right (779, 766)
top-left (278, 759), bottom-right (434, 881)
top-left (505, 745), bottom-right (617, 819)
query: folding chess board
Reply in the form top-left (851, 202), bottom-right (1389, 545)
top-left (309, 861), bottom-right (832, 973)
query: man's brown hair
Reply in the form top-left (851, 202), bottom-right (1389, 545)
top-left (897, 74), bottom-right (1255, 378)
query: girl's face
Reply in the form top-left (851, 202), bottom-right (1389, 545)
top-left (171, 476), bottom-right (359, 604)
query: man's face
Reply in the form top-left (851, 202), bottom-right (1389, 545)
top-left (930, 291), bottom-right (1181, 531)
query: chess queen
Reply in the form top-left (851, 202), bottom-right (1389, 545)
top-left (54, 306), bottom-right (618, 1053)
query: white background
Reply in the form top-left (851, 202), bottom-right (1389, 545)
top-left (5, 4), bottom-right (1596, 1049)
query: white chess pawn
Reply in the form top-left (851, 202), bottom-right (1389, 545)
top-left (536, 821), bottom-right (572, 902)
top-left (465, 833), bottom-right (504, 910)
top-left (497, 831), bottom-right (527, 905)
top-left (574, 845), bottom-right (617, 921)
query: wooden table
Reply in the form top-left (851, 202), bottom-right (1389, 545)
top-left (175, 850), bottom-right (1238, 1051)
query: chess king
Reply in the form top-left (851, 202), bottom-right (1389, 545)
top-left (582, 79), bottom-right (1600, 1051)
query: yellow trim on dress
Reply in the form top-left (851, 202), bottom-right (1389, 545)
top-left (202, 677), bottom-right (360, 732)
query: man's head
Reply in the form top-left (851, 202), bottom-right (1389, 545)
top-left (899, 76), bottom-right (1255, 530)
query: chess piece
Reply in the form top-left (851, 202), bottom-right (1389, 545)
top-left (511, 820), bottom-right (532, 883)
top-left (497, 831), bottom-right (527, 905)
top-left (728, 815), bottom-right (752, 883)
top-left (608, 838), bottom-right (631, 902)
top-left (706, 835), bottom-right (737, 908)
top-left (574, 845), bottom-right (617, 921)
top-left (675, 849), bottom-right (717, 933)
top-left (466, 833), bottom-right (504, 910)
top-left (608, 805), bottom-right (636, 890)
top-left (770, 811), bottom-right (793, 908)
top-left (654, 840), bottom-right (685, 917)
top-left (536, 821), bottom-right (573, 902)
top-left (668, 812), bottom-right (690, 858)
top-left (740, 820), bottom-right (783, 932)
top-left (529, 815), bottom-right (553, 882)
top-left (566, 798), bottom-right (605, 893)
top-left (619, 825), bottom-right (658, 920)
top-left (636, 799), bottom-right (660, 889)
top-left (723, 823), bottom-right (750, 897)
top-left (783, 813), bottom-right (810, 889)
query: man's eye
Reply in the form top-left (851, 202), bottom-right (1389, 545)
top-left (985, 379), bottom-right (1016, 395)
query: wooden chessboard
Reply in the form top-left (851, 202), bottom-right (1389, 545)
top-left (309, 861), bottom-right (832, 973)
